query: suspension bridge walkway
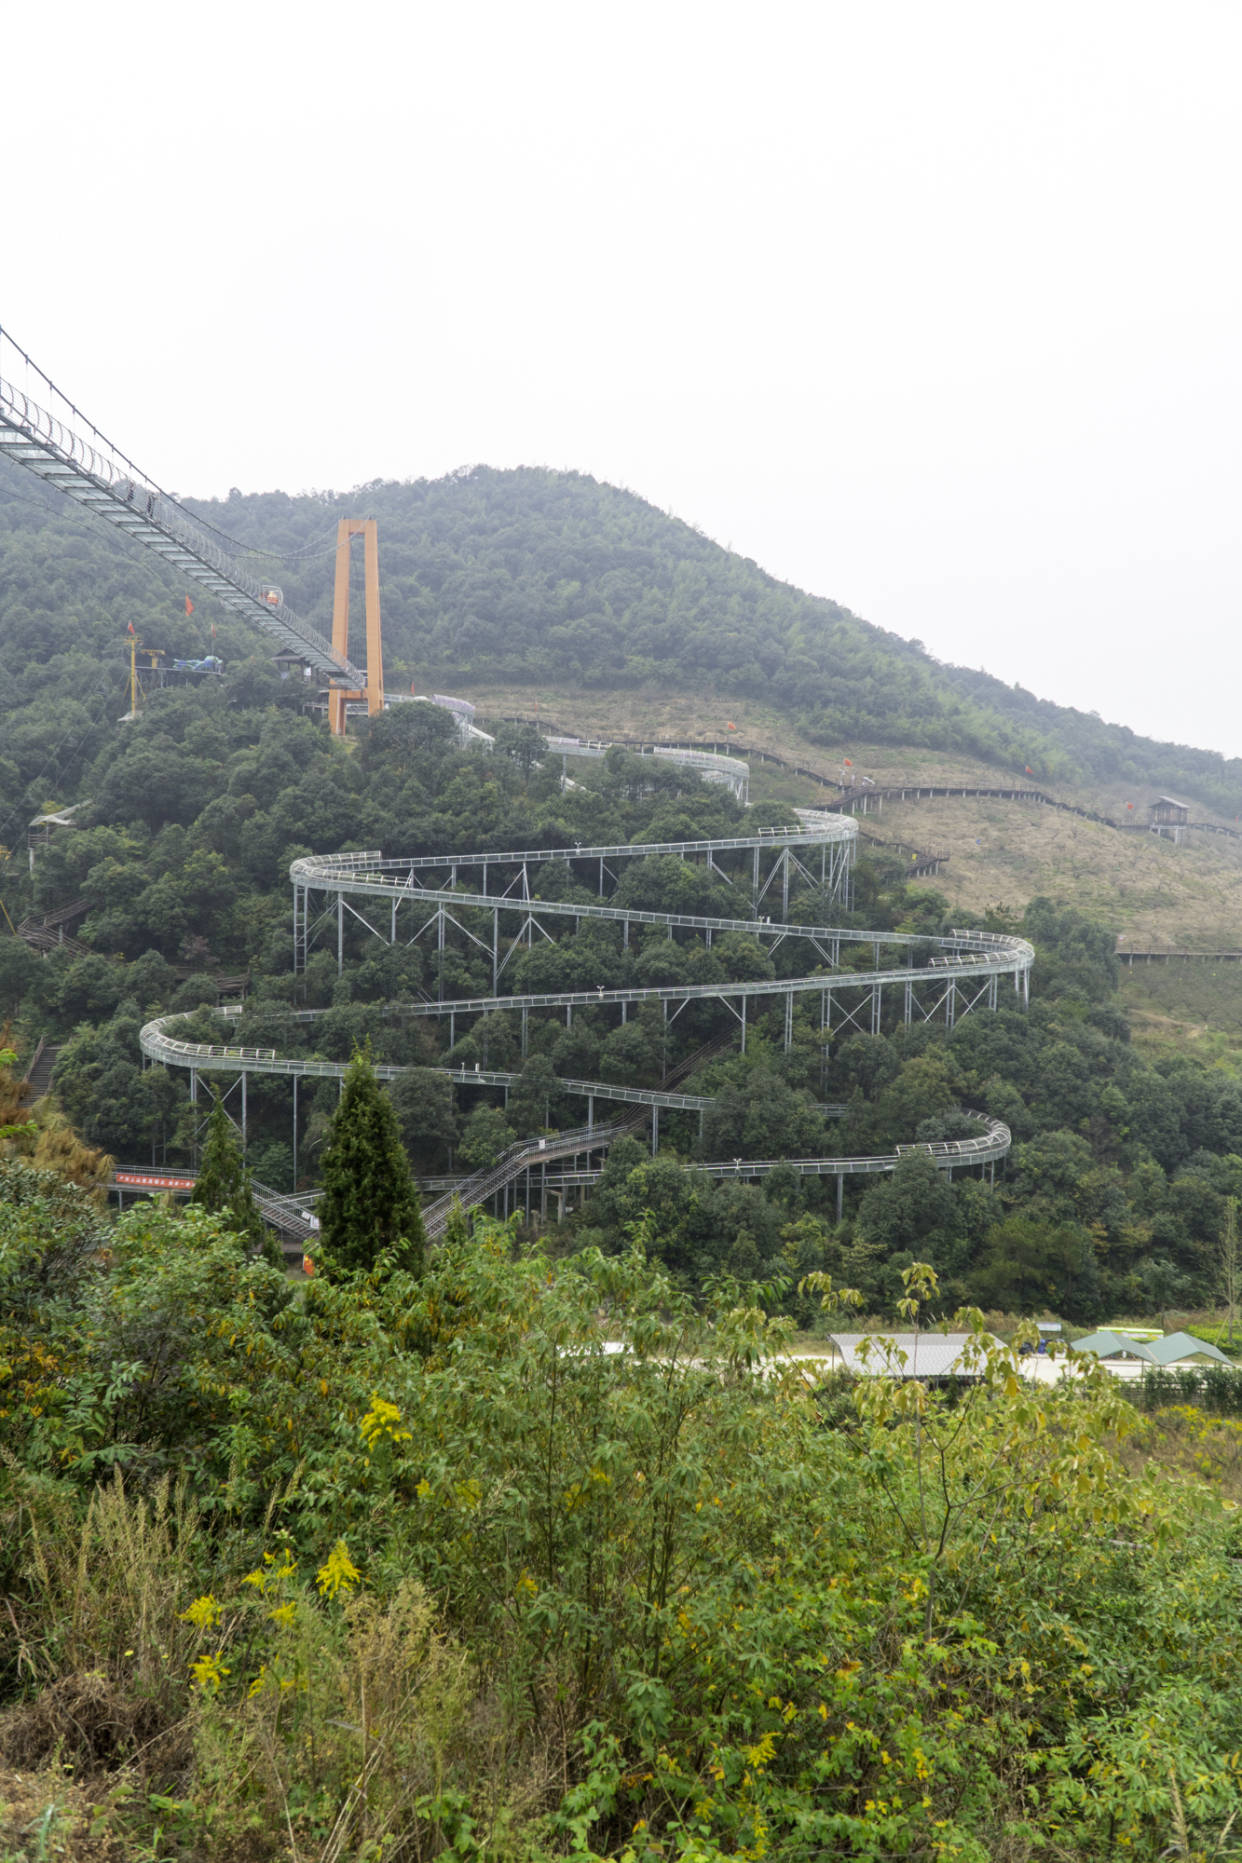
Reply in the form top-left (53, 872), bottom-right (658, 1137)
top-left (0, 328), bottom-right (364, 688)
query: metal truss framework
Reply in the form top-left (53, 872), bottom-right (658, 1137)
top-left (138, 1008), bottom-right (1015, 1230)
top-left (290, 822), bottom-right (859, 977)
top-left (0, 330), bottom-right (1035, 1230)
top-left (140, 818), bottom-right (1032, 1217)
top-left (533, 1111), bottom-right (1012, 1225)
top-left (545, 735), bottom-right (751, 803)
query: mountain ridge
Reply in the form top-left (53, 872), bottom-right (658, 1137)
top-left (2, 452), bottom-right (1239, 819)
top-left (183, 465), bottom-right (1242, 812)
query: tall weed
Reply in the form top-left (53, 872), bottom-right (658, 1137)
top-left (2, 1474), bottom-right (203, 1774)
top-left (189, 1572), bottom-right (534, 1861)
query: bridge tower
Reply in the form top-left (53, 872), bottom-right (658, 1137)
top-left (327, 519), bottom-right (385, 736)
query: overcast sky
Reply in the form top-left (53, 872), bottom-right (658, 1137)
top-left (6, 2), bottom-right (1240, 756)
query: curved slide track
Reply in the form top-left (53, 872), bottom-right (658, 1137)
top-left (141, 814), bottom-right (1032, 1232)
top-left (544, 735), bottom-right (751, 803)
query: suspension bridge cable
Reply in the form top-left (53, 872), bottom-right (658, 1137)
top-left (0, 323), bottom-right (334, 568)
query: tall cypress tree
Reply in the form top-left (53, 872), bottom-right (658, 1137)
top-left (318, 1046), bottom-right (425, 1278)
top-left (192, 1088), bottom-right (273, 1262)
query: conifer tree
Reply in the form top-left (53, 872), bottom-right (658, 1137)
top-left (318, 1046), bottom-right (425, 1278)
top-left (192, 1088), bottom-right (273, 1261)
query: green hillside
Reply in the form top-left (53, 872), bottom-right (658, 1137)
top-left (5, 446), bottom-right (1242, 1332)
top-left (183, 466), bottom-right (1242, 811)
top-left (5, 453), bottom-right (1242, 824)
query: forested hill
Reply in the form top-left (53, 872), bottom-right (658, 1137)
top-left (3, 451), bottom-right (1241, 813)
top-left (188, 467), bottom-right (1240, 809)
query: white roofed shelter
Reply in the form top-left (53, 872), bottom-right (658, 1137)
top-left (825, 1332), bottom-right (1003, 1382)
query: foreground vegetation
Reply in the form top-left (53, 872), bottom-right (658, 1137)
top-left (4, 1157), bottom-right (1242, 1860)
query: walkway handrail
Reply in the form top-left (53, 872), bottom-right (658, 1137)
top-left (417, 1111), bottom-right (1010, 1236)
top-left (0, 333), bottom-right (364, 686)
top-left (290, 820), bottom-right (857, 882)
top-left (421, 1123), bottom-right (624, 1240)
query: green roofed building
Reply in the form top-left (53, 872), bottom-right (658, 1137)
top-left (1071, 1329), bottom-right (1234, 1371)
top-left (1145, 1330), bottom-right (1234, 1367)
top-left (1071, 1330), bottom-right (1159, 1366)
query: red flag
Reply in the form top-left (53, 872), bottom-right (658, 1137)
top-left (185, 596), bottom-right (195, 616)
top-left (843, 758), bottom-right (853, 767)
top-left (1024, 765), bottom-right (1034, 776)
top-left (126, 621), bottom-right (135, 635)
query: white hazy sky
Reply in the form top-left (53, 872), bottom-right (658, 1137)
top-left (6, 2), bottom-right (1241, 755)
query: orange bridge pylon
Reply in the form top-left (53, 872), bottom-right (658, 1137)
top-left (327, 518), bottom-right (385, 736)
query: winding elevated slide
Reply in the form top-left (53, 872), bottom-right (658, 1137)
top-left (0, 332), bottom-right (1031, 1232)
top-left (141, 815), bottom-right (1031, 1231)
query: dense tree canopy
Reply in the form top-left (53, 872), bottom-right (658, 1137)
top-left (6, 453), bottom-right (1242, 844)
top-left (190, 1087), bottom-right (272, 1262)
top-left (4, 1161), bottom-right (1242, 1860)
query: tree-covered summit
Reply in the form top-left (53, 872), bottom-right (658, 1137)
top-left (5, 449), bottom-right (1242, 822)
top-left (183, 465), bottom-right (1242, 811)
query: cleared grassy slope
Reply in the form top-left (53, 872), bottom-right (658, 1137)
top-left (470, 682), bottom-right (1033, 788)
top-left (1120, 964), bottom-right (1242, 1063)
top-left (475, 682), bottom-right (1242, 951)
top-left (841, 794), bottom-right (1242, 947)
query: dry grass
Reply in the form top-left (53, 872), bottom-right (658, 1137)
top-left (0, 1764), bottom-right (129, 1862)
top-left (1121, 965), bottom-right (1242, 1062)
top-left (0, 1476), bottom-right (201, 1786)
top-left (864, 795), bottom-right (1242, 947)
top-left (468, 682), bottom-right (1025, 789)
top-left (473, 683), bottom-right (1242, 950)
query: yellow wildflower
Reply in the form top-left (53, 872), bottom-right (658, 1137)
top-left (359, 1394), bottom-right (412, 1452)
top-left (316, 1539), bottom-right (361, 1600)
top-left (178, 1594), bottom-right (221, 1629)
top-left (190, 1651), bottom-right (230, 1692)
